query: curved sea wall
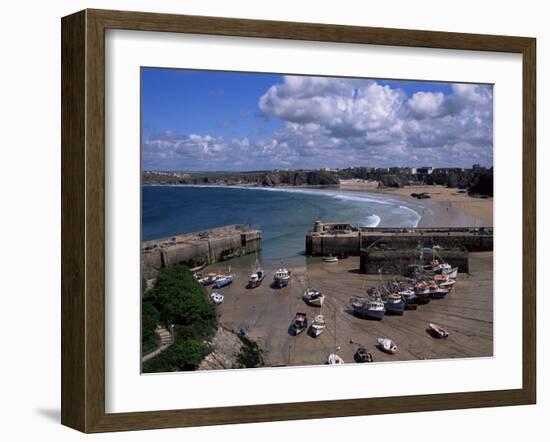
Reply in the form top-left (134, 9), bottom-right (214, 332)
top-left (142, 224), bottom-right (262, 279)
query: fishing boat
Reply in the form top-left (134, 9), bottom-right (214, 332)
top-left (323, 255), bottom-right (339, 263)
top-left (327, 353), bottom-right (344, 365)
top-left (385, 293), bottom-right (405, 316)
top-left (413, 283), bottom-right (433, 304)
top-left (377, 338), bottom-right (398, 354)
top-left (210, 292), bottom-right (224, 305)
top-left (303, 287), bottom-right (325, 306)
top-left (273, 268), bottom-right (290, 288)
top-left (354, 347), bottom-right (373, 363)
top-left (399, 288), bottom-right (417, 303)
top-left (431, 259), bottom-right (458, 279)
top-left (291, 312), bottom-right (308, 335)
top-left (428, 323), bottom-right (449, 338)
top-left (247, 261), bottom-right (265, 289)
top-left (351, 292), bottom-right (385, 320)
top-left (426, 283), bottom-right (449, 299)
top-left (213, 273), bottom-right (233, 288)
top-left (309, 314), bottom-right (326, 337)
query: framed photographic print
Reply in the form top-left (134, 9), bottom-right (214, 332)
top-left (61, 9), bottom-right (536, 433)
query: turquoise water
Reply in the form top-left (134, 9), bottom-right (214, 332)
top-left (142, 185), bottom-right (439, 264)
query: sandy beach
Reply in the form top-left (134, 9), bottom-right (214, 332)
top-left (206, 252), bottom-right (493, 367)
top-left (340, 181), bottom-right (493, 227)
top-left (378, 185), bottom-right (493, 226)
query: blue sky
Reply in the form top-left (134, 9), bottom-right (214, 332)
top-left (141, 68), bottom-right (493, 171)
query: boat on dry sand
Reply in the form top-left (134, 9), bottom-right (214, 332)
top-left (427, 323), bottom-right (449, 338)
top-left (290, 312), bottom-right (308, 336)
top-left (354, 347), bottom-right (373, 363)
top-left (377, 338), bottom-right (398, 354)
top-left (303, 287), bottom-right (325, 306)
top-left (309, 314), bottom-right (326, 337)
top-left (327, 353), bottom-right (344, 365)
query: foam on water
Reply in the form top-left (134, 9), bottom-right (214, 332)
top-left (364, 214), bottom-right (381, 227)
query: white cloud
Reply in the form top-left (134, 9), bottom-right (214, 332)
top-left (143, 78), bottom-right (493, 170)
top-left (408, 91), bottom-right (445, 118)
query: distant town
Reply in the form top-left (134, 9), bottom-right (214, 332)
top-left (143, 164), bottom-right (493, 197)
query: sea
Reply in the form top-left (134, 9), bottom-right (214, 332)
top-left (142, 185), bottom-right (451, 266)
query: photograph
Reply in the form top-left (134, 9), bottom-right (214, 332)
top-left (140, 68), bottom-right (494, 373)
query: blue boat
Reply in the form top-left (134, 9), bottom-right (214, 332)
top-left (213, 274), bottom-right (233, 288)
top-left (351, 292), bottom-right (385, 320)
top-left (385, 293), bottom-right (405, 315)
top-left (273, 268), bottom-right (290, 289)
top-left (399, 289), bottom-right (416, 304)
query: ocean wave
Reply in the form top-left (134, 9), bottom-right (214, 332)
top-left (398, 205), bottom-right (422, 227)
top-left (153, 184), bottom-right (423, 227)
top-left (364, 214), bottom-right (381, 227)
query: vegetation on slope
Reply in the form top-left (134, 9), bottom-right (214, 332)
top-left (142, 266), bottom-right (217, 372)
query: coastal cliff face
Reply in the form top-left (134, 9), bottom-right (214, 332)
top-left (142, 166), bottom-right (494, 196)
top-left (143, 169), bottom-right (340, 187)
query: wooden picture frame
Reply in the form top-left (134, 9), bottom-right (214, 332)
top-left (61, 8), bottom-right (536, 433)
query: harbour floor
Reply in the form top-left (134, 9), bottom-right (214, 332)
top-left (205, 251), bottom-right (493, 366)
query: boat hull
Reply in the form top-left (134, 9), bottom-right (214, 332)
top-left (364, 309), bottom-right (385, 320)
top-left (414, 294), bottom-right (431, 305)
top-left (429, 290), bottom-right (448, 299)
top-left (305, 296), bottom-right (324, 307)
top-left (273, 278), bottom-right (289, 288)
top-left (213, 278), bottom-right (233, 288)
top-left (385, 301), bottom-right (405, 315)
top-left (309, 326), bottom-right (325, 337)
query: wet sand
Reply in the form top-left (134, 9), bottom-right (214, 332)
top-left (207, 252), bottom-right (493, 366)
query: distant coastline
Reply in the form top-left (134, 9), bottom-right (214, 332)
top-left (143, 164), bottom-right (493, 197)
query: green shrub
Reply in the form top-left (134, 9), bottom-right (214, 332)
top-left (141, 301), bottom-right (160, 355)
top-left (142, 265), bottom-right (218, 372)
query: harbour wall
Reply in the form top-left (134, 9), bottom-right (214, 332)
top-left (305, 223), bottom-right (493, 256)
top-left (360, 249), bottom-right (470, 275)
top-left (142, 224), bottom-right (262, 279)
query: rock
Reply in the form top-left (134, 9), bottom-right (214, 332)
top-left (198, 327), bottom-right (243, 370)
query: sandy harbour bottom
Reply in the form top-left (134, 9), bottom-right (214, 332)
top-left (204, 251), bottom-right (493, 367)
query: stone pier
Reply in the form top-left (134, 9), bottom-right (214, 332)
top-left (142, 224), bottom-right (262, 278)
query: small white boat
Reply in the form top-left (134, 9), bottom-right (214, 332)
top-left (428, 323), bottom-right (449, 338)
top-left (210, 292), bottom-right (224, 305)
top-left (323, 256), bottom-right (339, 263)
top-left (198, 272), bottom-right (218, 286)
top-left (247, 259), bottom-right (265, 289)
top-left (376, 338), bottom-right (398, 354)
top-left (327, 353), bottom-right (344, 365)
top-left (247, 269), bottom-right (265, 288)
top-left (309, 314), bottom-right (326, 337)
top-left (303, 287), bottom-right (325, 306)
